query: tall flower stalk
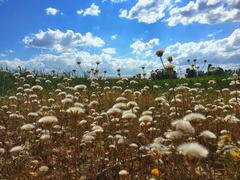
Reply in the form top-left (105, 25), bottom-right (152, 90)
top-left (156, 49), bottom-right (166, 70)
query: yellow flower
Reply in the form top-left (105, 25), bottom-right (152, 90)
top-left (219, 134), bottom-right (232, 145)
top-left (151, 168), bottom-right (160, 176)
top-left (230, 149), bottom-right (240, 161)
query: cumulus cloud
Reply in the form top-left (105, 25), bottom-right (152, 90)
top-left (0, 51), bottom-right (99, 72)
top-left (3, 28), bottom-right (240, 76)
top-left (46, 7), bottom-right (60, 16)
top-left (23, 29), bottom-right (105, 51)
top-left (102, 48), bottom-right (116, 54)
top-left (0, 49), bottom-right (160, 76)
top-left (130, 38), bottom-right (159, 56)
top-left (164, 28), bottom-right (240, 65)
top-left (119, 0), bottom-right (171, 24)
top-left (2, 27), bottom-right (240, 76)
top-left (3, 54), bottom-right (238, 76)
top-left (111, 34), bottom-right (118, 40)
top-left (77, 3), bottom-right (101, 16)
top-left (76, 10), bottom-right (84, 15)
top-left (167, 0), bottom-right (240, 26)
top-left (118, 0), bottom-right (240, 25)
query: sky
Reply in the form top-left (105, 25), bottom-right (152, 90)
top-left (0, 0), bottom-right (240, 76)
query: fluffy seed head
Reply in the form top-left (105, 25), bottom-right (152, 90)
top-left (119, 170), bottom-right (129, 176)
top-left (21, 124), bottom-right (35, 131)
top-left (122, 111), bottom-right (137, 119)
top-left (171, 119), bottom-right (195, 134)
top-left (177, 142), bottom-right (208, 160)
top-left (183, 113), bottom-right (206, 123)
top-left (199, 130), bottom-right (217, 139)
top-left (139, 115), bottom-right (153, 123)
top-left (10, 146), bottom-right (24, 154)
top-left (67, 107), bottom-right (85, 115)
top-left (38, 116), bottom-right (58, 125)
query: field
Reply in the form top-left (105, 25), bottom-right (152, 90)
top-left (0, 69), bottom-right (239, 179)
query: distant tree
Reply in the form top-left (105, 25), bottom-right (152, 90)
top-left (186, 68), bottom-right (197, 78)
top-left (207, 64), bottom-right (224, 75)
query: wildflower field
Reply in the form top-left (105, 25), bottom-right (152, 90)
top-left (0, 70), bottom-right (239, 179)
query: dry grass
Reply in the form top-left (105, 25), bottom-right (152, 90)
top-left (0, 71), bottom-right (239, 179)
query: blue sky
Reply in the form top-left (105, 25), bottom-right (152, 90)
top-left (0, 0), bottom-right (240, 76)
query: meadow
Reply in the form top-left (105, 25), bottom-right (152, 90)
top-left (0, 69), bottom-right (239, 179)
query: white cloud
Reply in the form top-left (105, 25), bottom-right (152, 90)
top-left (164, 28), bottom-right (240, 65)
top-left (0, 51), bottom-right (100, 72)
top-left (167, 0), bottom-right (240, 26)
top-left (119, 0), bottom-right (171, 24)
top-left (119, 9), bottom-right (128, 17)
top-left (81, 32), bottom-right (105, 47)
top-left (3, 28), bottom-right (240, 76)
top-left (0, 49), bottom-right (160, 76)
top-left (77, 3), bottom-right (101, 16)
top-left (118, 0), bottom-right (240, 25)
top-left (130, 38), bottom-right (159, 54)
top-left (108, 57), bottom-right (159, 75)
top-left (111, 34), bottom-right (118, 40)
top-left (23, 29), bottom-right (105, 51)
top-left (76, 10), bottom-right (84, 15)
top-left (102, 48), bottom-right (116, 54)
top-left (46, 7), bottom-right (60, 16)
top-left (207, 33), bottom-right (214, 38)
top-left (2, 27), bottom-right (240, 76)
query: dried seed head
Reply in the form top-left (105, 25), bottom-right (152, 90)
top-left (183, 113), bottom-right (206, 123)
top-left (38, 116), bottom-right (58, 125)
top-left (199, 130), bottom-right (217, 140)
top-left (177, 142), bottom-right (208, 162)
top-left (21, 124), bottom-right (35, 131)
top-left (119, 170), bottom-right (129, 176)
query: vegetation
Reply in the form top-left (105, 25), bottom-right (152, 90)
top-left (0, 68), bottom-right (239, 179)
top-left (0, 69), bottom-right (234, 96)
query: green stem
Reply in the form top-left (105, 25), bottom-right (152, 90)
top-left (160, 57), bottom-right (166, 70)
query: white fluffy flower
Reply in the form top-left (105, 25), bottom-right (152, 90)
top-left (10, 146), bottom-right (24, 154)
top-left (21, 124), bottom-right (35, 131)
top-left (38, 116), bottom-right (58, 125)
top-left (67, 107), bottom-right (85, 115)
top-left (139, 115), bottom-right (153, 122)
top-left (223, 115), bottom-right (240, 124)
top-left (199, 130), bottom-right (217, 139)
top-left (171, 120), bottom-right (195, 134)
top-left (183, 113), bottom-right (206, 123)
top-left (177, 142), bottom-right (208, 159)
top-left (119, 170), bottom-right (129, 176)
top-left (122, 111), bottom-right (137, 119)
top-left (107, 108), bottom-right (122, 116)
top-left (74, 84), bottom-right (87, 91)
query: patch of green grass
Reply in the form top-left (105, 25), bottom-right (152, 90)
top-left (0, 70), bottom-right (232, 97)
